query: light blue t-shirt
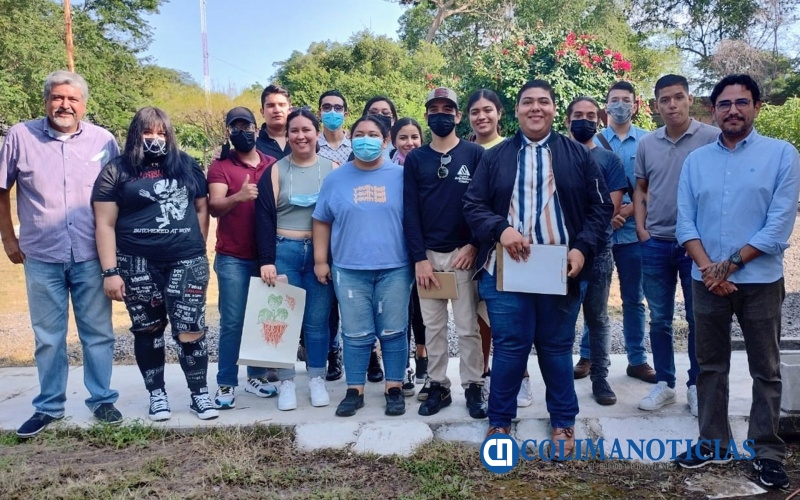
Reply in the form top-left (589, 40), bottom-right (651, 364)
top-left (312, 161), bottom-right (409, 270)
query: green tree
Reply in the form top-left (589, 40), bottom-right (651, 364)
top-left (755, 97), bottom-right (800, 148)
top-left (272, 31), bottom-right (448, 125)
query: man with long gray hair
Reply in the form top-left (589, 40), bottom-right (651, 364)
top-left (0, 70), bottom-right (122, 437)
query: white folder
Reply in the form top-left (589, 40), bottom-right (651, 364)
top-left (496, 243), bottom-right (568, 295)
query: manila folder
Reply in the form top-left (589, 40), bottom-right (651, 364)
top-left (417, 272), bottom-right (458, 300)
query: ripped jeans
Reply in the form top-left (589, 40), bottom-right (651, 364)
top-left (332, 264), bottom-right (413, 386)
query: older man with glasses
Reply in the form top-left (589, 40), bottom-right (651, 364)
top-left (403, 87), bottom-right (487, 419)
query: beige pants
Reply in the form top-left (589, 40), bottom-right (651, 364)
top-left (419, 248), bottom-right (484, 389)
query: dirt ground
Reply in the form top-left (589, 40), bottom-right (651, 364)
top-left (1, 424), bottom-right (799, 499)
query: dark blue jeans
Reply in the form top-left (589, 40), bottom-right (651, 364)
top-left (479, 270), bottom-right (586, 429)
top-left (640, 238), bottom-right (698, 388)
top-left (577, 250), bottom-right (613, 380)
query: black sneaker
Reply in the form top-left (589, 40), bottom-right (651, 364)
top-left (754, 458), bottom-right (790, 489)
top-left (189, 389), bottom-right (220, 420)
top-left (402, 366), bottom-right (416, 397)
top-left (592, 379), bottom-right (617, 406)
top-left (326, 349), bottom-right (343, 381)
top-left (297, 345), bottom-right (307, 362)
top-left (674, 447), bottom-right (733, 469)
top-left (415, 356), bottom-right (428, 384)
top-left (16, 412), bottom-right (63, 438)
top-left (418, 381), bottom-right (452, 416)
top-left (93, 403), bottom-right (123, 424)
top-left (465, 382), bottom-right (488, 419)
top-left (266, 368), bottom-right (279, 383)
top-left (367, 350), bottom-right (384, 382)
top-left (385, 387), bottom-right (406, 416)
top-left (336, 388), bottom-right (365, 417)
top-left (417, 377), bottom-right (431, 401)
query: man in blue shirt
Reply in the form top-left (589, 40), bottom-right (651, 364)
top-left (674, 74), bottom-right (800, 489)
top-left (575, 82), bottom-right (654, 384)
top-left (566, 96), bottom-right (627, 406)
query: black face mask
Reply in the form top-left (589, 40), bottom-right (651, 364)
top-left (142, 137), bottom-right (167, 161)
top-left (427, 113), bottom-right (457, 138)
top-left (230, 129), bottom-right (256, 152)
top-left (569, 119), bottom-right (597, 144)
top-left (372, 114), bottom-right (392, 131)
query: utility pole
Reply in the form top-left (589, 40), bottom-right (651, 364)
top-left (200, 0), bottom-right (210, 110)
top-left (64, 0), bottom-right (75, 71)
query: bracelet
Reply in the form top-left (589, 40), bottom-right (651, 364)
top-left (102, 267), bottom-right (120, 278)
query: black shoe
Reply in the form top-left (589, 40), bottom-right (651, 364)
top-left (415, 356), bottom-right (428, 384)
top-left (417, 377), bottom-right (431, 401)
top-left (266, 367), bottom-right (279, 383)
top-left (418, 381), bottom-right (452, 416)
top-left (326, 350), bottom-right (343, 381)
top-left (16, 412), bottom-right (63, 438)
top-left (592, 379), bottom-right (617, 406)
top-left (465, 382), bottom-right (488, 419)
top-left (674, 447), bottom-right (732, 469)
top-left (297, 345), bottom-right (307, 362)
top-left (93, 403), bottom-right (123, 424)
top-left (402, 366), bottom-right (416, 397)
top-left (335, 389), bottom-right (365, 417)
top-left (385, 387), bottom-right (406, 416)
top-left (367, 350), bottom-right (384, 382)
top-left (754, 458), bottom-right (790, 489)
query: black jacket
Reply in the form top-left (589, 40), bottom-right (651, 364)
top-left (255, 164), bottom-right (278, 266)
top-left (463, 130), bottom-right (612, 288)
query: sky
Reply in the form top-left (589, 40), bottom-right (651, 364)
top-left (143, 0), bottom-right (406, 93)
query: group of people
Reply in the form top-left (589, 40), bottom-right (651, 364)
top-left (1, 68), bottom-right (797, 490)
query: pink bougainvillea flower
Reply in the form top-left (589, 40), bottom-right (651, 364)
top-left (604, 49), bottom-right (612, 56)
top-left (577, 46), bottom-right (589, 56)
top-left (592, 55), bottom-right (602, 63)
top-left (502, 48), bottom-right (509, 55)
top-left (620, 60), bottom-right (632, 71)
top-left (613, 51), bottom-right (623, 61)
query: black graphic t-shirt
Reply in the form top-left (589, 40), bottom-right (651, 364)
top-left (92, 154), bottom-right (208, 261)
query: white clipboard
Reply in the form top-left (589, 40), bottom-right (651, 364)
top-left (496, 243), bottom-right (568, 295)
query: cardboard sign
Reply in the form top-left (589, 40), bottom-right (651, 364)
top-left (417, 272), bottom-right (459, 300)
top-left (238, 278), bottom-right (306, 369)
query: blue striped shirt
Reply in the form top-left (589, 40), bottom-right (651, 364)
top-left (676, 128), bottom-right (800, 283)
top-left (0, 118), bottom-right (119, 263)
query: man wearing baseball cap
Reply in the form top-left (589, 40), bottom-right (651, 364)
top-left (403, 88), bottom-right (487, 418)
top-left (208, 106), bottom-right (279, 409)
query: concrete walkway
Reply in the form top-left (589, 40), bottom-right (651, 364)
top-left (0, 353), bottom-right (796, 461)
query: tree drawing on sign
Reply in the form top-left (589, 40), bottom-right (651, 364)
top-left (257, 293), bottom-right (296, 346)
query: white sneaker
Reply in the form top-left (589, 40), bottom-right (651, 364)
top-left (517, 376), bottom-right (533, 407)
top-left (309, 376), bottom-right (330, 407)
top-left (278, 379), bottom-right (298, 411)
top-left (214, 386), bottom-right (235, 409)
top-left (244, 377), bottom-right (278, 398)
top-left (687, 385), bottom-right (698, 417)
top-left (482, 373), bottom-right (491, 401)
top-left (638, 381), bottom-right (676, 411)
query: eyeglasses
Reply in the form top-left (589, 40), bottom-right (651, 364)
top-left (437, 154), bottom-right (452, 179)
top-left (228, 124), bottom-right (256, 133)
top-left (715, 98), bottom-right (752, 112)
top-left (320, 103), bottom-right (345, 113)
top-left (368, 109), bottom-right (393, 117)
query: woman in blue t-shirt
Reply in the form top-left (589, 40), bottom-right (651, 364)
top-left (93, 106), bottom-right (216, 422)
top-left (312, 115), bottom-right (413, 417)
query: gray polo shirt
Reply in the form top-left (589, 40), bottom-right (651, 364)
top-left (634, 119), bottom-right (718, 240)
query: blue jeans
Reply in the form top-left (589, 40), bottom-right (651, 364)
top-left (332, 265), bottom-right (412, 386)
top-left (612, 242), bottom-right (647, 366)
top-left (640, 238), bottom-right (698, 388)
top-left (24, 256), bottom-right (118, 417)
top-left (578, 250), bottom-right (613, 380)
top-left (276, 236), bottom-right (334, 380)
top-left (214, 253), bottom-right (267, 387)
top-left (479, 270), bottom-right (586, 429)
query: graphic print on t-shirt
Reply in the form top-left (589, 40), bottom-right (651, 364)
top-left (455, 165), bottom-right (471, 184)
top-left (353, 184), bottom-right (387, 204)
top-left (138, 179), bottom-right (189, 229)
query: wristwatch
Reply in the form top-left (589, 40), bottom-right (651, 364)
top-left (102, 267), bottom-right (120, 278)
top-left (728, 252), bottom-right (744, 269)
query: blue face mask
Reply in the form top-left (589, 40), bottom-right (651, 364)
top-left (321, 111), bottom-right (344, 131)
top-left (352, 137), bottom-right (383, 162)
top-left (289, 192), bottom-right (319, 207)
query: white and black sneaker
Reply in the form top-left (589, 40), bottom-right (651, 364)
top-left (190, 389), bottom-right (219, 420)
top-left (148, 388), bottom-right (172, 421)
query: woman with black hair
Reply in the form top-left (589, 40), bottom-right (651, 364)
top-left (256, 107), bottom-right (336, 411)
top-left (313, 115), bottom-right (412, 417)
top-left (467, 88), bottom-right (505, 149)
top-left (93, 106), bottom-right (216, 421)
